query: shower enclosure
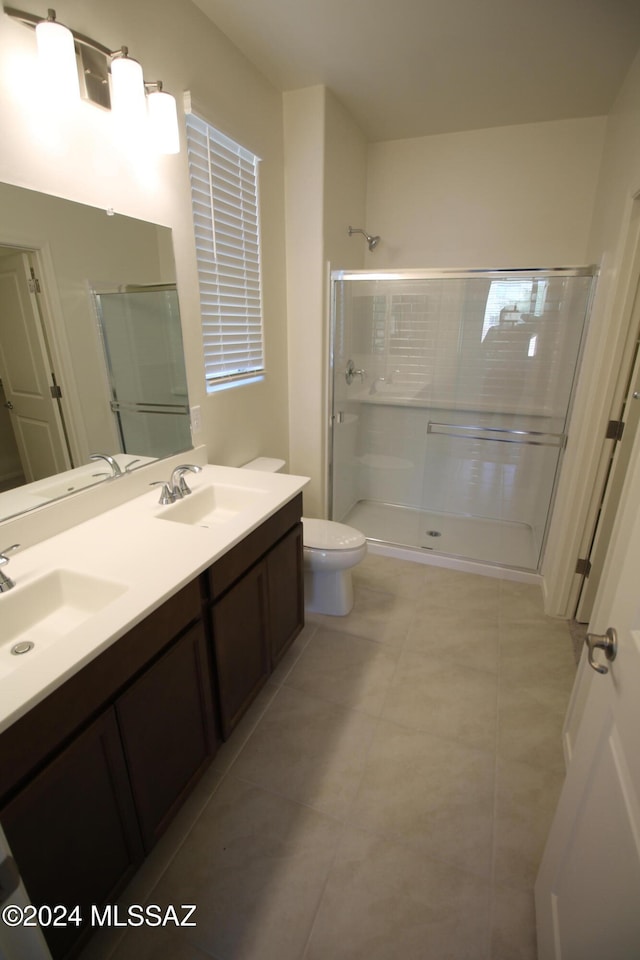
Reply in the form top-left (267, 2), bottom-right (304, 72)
top-left (329, 268), bottom-right (595, 572)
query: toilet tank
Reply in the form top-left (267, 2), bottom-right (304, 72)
top-left (242, 457), bottom-right (286, 473)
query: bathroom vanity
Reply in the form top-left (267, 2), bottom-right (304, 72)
top-left (0, 464), bottom-right (306, 959)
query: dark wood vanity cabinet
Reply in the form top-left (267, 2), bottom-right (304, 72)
top-left (0, 580), bottom-right (218, 959)
top-left (210, 560), bottom-right (271, 738)
top-left (115, 620), bottom-right (216, 852)
top-left (0, 493), bottom-right (303, 958)
top-left (266, 522), bottom-right (305, 666)
top-left (204, 494), bottom-right (304, 739)
top-left (0, 709), bottom-right (143, 960)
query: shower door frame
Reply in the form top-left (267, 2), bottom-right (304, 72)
top-left (329, 265), bottom-right (596, 572)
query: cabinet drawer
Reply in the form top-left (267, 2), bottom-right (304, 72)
top-left (0, 579), bottom-right (202, 802)
top-left (206, 494), bottom-right (303, 600)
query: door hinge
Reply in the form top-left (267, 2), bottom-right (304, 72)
top-left (606, 419), bottom-right (625, 441)
top-left (28, 267), bottom-right (41, 294)
top-left (576, 557), bottom-right (592, 577)
top-left (50, 384), bottom-right (63, 399)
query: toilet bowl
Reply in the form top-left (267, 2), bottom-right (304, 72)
top-left (242, 457), bottom-right (367, 615)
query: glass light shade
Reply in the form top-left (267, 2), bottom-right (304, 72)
top-left (35, 17), bottom-right (80, 100)
top-left (110, 54), bottom-right (146, 127)
top-left (147, 89), bottom-right (180, 154)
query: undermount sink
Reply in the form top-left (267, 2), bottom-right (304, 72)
top-left (157, 484), bottom-right (267, 528)
top-left (0, 570), bottom-right (127, 676)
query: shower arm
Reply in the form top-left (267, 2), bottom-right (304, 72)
top-left (348, 226), bottom-right (380, 251)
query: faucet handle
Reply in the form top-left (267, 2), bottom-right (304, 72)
top-left (0, 544), bottom-right (19, 565)
top-left (150, 481), bottom-right (176, 505)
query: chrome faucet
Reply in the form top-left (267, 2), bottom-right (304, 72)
top-left (171, 464), bottom-right (202, 497)
top-left (151, 464), bottom-right (202, 504)
top-left (0, 544), bottom-right (20, 593)
top-left (89, 453), bottom-right (123, 477)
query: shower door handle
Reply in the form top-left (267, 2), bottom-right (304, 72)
top-left (586, 627), bottom-right (617, 675)
top-left (345, 359), bottom-right (365, 385)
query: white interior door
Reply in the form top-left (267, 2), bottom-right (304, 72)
top-left (0, 252), bottom-right (70, 482)
top-left (535, 402), bottom-right (640, 958)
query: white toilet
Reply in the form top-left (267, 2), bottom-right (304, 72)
top-left (243, 457), bottom-right (367, 615)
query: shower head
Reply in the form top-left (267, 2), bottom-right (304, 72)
top-left (348, 226), bottom-right (381, 252)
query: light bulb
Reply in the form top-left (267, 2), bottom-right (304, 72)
top-left (110, 50), bottom-right (146, 127)
top-left (147, 88), bottom-right (180, 154)
top-left (35, 11), bottom-right (80, 101)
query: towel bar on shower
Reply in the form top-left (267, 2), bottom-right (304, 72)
top-left (109, 401), bottom-right (190, 416)
top-left (426, 421), bottom-right (566, 448)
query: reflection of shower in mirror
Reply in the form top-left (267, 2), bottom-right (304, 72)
top-left (93, 285), bottom-right (191, 460)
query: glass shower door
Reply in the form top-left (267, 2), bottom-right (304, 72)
top-left (330, 268), bottom-right (594, 571)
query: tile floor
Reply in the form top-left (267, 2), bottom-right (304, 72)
top-left (80, 553), bottom-right (577, 960)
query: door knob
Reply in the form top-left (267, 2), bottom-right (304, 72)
top-left (586, 627), bottom-right (618, 675)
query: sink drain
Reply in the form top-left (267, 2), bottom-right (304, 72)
top-left (426, 530), bottom-right (442, 537)
top-left (11, 641), bottom-right (34, 656)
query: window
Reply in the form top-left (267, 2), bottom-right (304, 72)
top-left (185, 111), bottom-right (264, 391)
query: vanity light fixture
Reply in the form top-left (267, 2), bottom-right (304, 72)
top-left (146, 81), bottom-right (180, 155)
top-left (110, 46), bottom-right (147, 127)
top-left (4, 6), bottom-right (181, 154)
top-left (34, 8), bottom-right (79, 99)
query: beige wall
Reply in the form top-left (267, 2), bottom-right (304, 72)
top-left (0, 0), bottom-right (289, 477)
top-left (543, 47), bottom-right (640, 616)
top-left (283, 86), bottom-right (326, 514)
top-left (365, 117), bottom-right (606, 268)
top-left (284, 86), bottom-right (366, 516)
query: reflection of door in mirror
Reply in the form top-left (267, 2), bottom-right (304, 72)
top-left (0, 249), bottom-right (72, 485)
top-left (0, 378), bottom-right (25, 491)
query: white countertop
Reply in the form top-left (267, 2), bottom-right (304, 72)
top-left (0, 464), bottom-right (308, 735)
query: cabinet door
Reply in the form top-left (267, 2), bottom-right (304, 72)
top-left (116, 622), bottom-right (218, 852)
top-left (267, 523), bottom-right (304, 666)
top-left (0, 710), bottom-right (142, 960)
top-left (211, 562), bottom-right (270, 738)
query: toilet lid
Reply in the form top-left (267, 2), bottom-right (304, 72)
top-left (302, 518), bottom-right (366, 550)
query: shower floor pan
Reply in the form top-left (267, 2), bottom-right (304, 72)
top-left (342, 500), bottom-right (538, 571)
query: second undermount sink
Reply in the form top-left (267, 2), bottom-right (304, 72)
top-left (0, 570), bottom-right (127, 676)
top-left (157, 483), bottom-right (268, 528)
top-left (33, 475), bottom-right (104, 500)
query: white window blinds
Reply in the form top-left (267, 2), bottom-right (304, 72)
top-left (185, 111), bottom-right (264, 390)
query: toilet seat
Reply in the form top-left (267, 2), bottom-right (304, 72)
top-left (302, 518), bottom-right (366, 551)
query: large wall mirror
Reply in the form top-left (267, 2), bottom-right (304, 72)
top-left (0, 182), bottom-right (192, 523)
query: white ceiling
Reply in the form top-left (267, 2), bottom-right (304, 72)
top-left (192, 0), bottom-right (640, 142)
